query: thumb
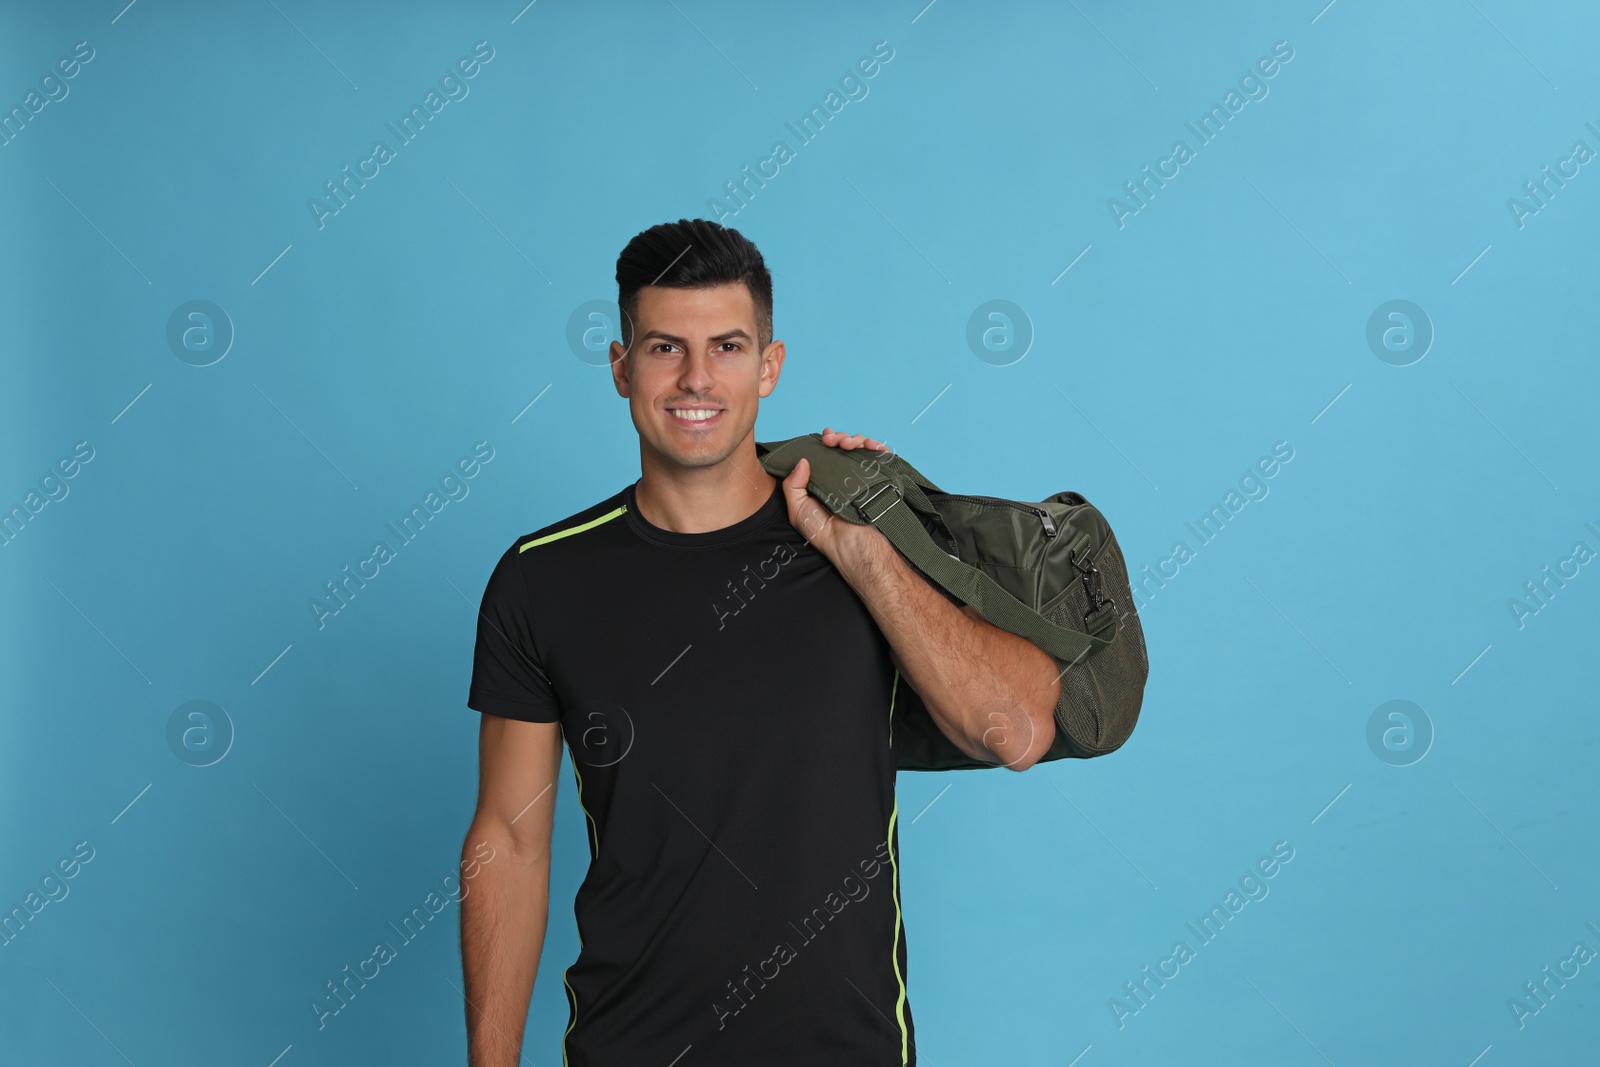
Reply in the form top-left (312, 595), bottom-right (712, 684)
top-left (782, 456), bottom-right (810, 495)
top-left (781, 457), bottom-right (828, 541)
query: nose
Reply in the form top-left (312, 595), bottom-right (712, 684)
top-left (677, 347), bottom-right (716, 396)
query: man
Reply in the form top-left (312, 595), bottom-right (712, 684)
top-left (459, 218), bottom-right (1061, 1066)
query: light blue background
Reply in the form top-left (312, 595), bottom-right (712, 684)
top-left (3, 1), bottom-right (1596, 1064)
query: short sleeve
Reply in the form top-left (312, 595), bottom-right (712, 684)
top-left (467, 543), bottom-right (561, 722)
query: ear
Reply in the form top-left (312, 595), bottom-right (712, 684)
top-left (757, 339), bottom-right (786, 399)
top-left (609, 340), bottom-right (631, 398)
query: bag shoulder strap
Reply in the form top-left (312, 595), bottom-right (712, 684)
top-left (756, 435), bottom-right (1112, 664)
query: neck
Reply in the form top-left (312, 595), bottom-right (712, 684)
top-left (633, 438), bottom-right (778, 534)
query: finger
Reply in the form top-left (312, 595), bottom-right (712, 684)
top-left (782, 455), bottom-right (810, 491)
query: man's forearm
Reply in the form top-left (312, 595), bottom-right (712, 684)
top-left (833, 528), bottom-right (1061, 769)
top-left (461, 825), bottom-right (551, 1067)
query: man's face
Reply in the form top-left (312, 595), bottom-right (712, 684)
top-left (610, 282), bottom-right (783, 471)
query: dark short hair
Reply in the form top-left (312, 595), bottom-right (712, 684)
top-left (615, 218), bottom-right (773, 353)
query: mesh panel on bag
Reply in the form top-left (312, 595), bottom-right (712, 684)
top-left (1044, 531), bottom-right (1149, 754)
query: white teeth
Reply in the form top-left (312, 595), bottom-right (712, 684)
top-left (671, 409), bottom-right (719, 421)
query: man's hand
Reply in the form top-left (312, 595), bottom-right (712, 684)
top-left (779, 427), bottom-right (890, 567)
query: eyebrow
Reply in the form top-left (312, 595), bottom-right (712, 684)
top-left (639, 328), bottom-right (754, 345)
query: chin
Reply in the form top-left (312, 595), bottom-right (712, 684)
top-left (651, 420), bottom-right (747, 467)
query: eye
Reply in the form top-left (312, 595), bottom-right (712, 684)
top-left (652, 342), bottom-right (680, 355)
top-left (717, 342), bottom-right (741, 352)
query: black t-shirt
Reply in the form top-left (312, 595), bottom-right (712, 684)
top-left (468, 476), bottom-right (923, 1066)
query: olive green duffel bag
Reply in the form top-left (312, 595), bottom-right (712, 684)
top-left (756, 433), bottom-right (1149, 771)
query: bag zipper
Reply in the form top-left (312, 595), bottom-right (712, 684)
top-left (940, 493), bottom-right (1058, 538)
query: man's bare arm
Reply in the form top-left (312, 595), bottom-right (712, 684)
top-left (839, 531), bottom-right (1060, 770)
top-left (777, 429), bottom-right (1061, 770)
top-left (461, 714), bottom-right (563, 1066)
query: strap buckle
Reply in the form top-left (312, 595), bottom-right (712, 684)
top-left (857, 482), bottom-right (902, 524)
top-left (1071, 546), bottom-right (1114, 627)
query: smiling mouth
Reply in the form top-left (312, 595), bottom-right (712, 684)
top-left (665, 406), bottom-right (725, 428)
